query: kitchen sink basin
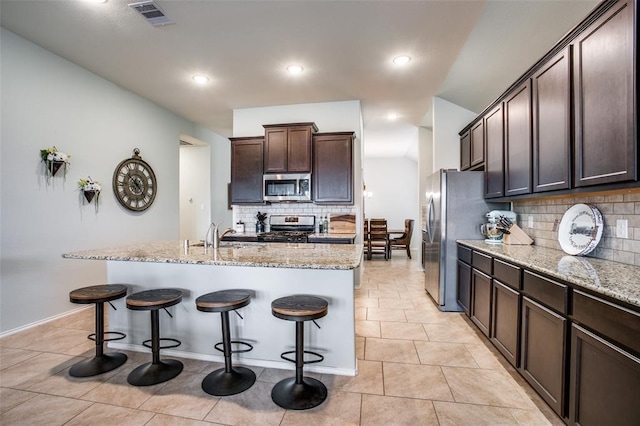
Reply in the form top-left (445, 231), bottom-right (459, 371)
top-left (189, 241), bottom-right (264, 249)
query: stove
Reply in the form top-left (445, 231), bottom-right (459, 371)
top-left (257, 215), bottom-right (315, 243)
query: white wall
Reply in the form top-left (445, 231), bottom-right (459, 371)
top-left (0, 29), bottom-right (194, 333)
top-left (363, 157), bottom-right (420, 252)
top-left (179, 145), bottom-right (211, 241)
top-left (432, 97), bottom-right (477, 171)
top-left (418, 127), bottom-right (434, 231)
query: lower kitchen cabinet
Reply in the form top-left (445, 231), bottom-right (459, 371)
top-left (491, 280), bottom-right (520, 367)
top-left (457, 260), bottom-right (471, 315)
top-left (569, 324), bottom-right (640, 425)
top-left (520, 296), bottom-right (567, 418)
top-left (471, 269), bottom-right (492, 337)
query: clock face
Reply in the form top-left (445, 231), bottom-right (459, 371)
top-left (112, 152), bottom-right (157, 212)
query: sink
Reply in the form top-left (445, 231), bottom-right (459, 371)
top-left (218, 241), bottom-right (265, 249)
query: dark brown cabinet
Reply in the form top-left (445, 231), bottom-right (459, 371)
top-left (230, 136), bottom-right (264, 204)
top-left (471, 269), bottom-right (492, 337)
top-left (470, 119), bottom-right (485, 168)
top-left (532, 47), bottom-right (571, 193)
top-left (263, 123), bottom-right (317, 173)
top-left (573, 0), bottom-right (636, 187)
top-left (491, 280), bottom-right (520, 368)
top-left (484, 103), bottom-right (505, 198)
top-left (312, 132), bottom-right (354, 204)
top-left (504, 81), bottom-right (533, 197)
top-left (457, 260), bottom-right (471, 314)
top-left (569, 324), bottom-right (640, 425)
top-left (520, 296), bottom-right (567, 417)
top-left (460, 130), bottom-right (471, 170)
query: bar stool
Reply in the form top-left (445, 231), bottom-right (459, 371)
top-left (196, 289), bottom-right (255, 396)
top-left (126, 288), bottom-right (183, 386)
top-left (271, 295), bottom-right (328, 410)
top-left (68, 284), bottom-right (128, 377)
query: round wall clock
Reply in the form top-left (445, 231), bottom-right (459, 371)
top-left (112, 148), bottom-right (157, 212)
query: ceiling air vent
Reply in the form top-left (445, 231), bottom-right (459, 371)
top-left (128, 1), bottom-right (174, 27)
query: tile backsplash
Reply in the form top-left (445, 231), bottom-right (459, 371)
top-left (513, 189), bottom-right (640, 266)
top-left (234, 204), bottom-right (356, 233)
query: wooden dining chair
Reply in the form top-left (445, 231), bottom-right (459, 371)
top-left (363, 218), bottom-right (370, 255)
top-left (368, 218), bottom-right (389, 260)
top-left (390, 219), bottom-right (414, 259)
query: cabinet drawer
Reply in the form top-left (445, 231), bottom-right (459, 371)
top-left (457, 244), bottom-right (472, 264)
top-left (522, 271), bottom-right (567, 314)
top-left (472, 250), bottom-right (492, 275)
top-left (572, 290), bottom-right (640, 355)
top-left (494, 258), bottom-right (521, 290)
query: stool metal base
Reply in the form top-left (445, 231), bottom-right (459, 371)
top-left (69, 352), bottom-right (127, 378)
top-left (202, 366), bottom-right (256, 396)
top-left (271, 377), bottom-right (327, 410)
top-left (127, 359), bottom-right (183, 386)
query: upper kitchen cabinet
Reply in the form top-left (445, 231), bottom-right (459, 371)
top-left (532, 47), bottom-right (572, 193)
top-left (484, 103), bottom-right (505, 198)
top-left (459, 120), bottom-right (484, 171)
top-left (313, 132), bottom-right (354, 204)
top-left (504, 81), bottom-right (533, 197)
top-left (573, 0), bottom-right (636, 187)
top-left (460, 129), bottom-right (471, 170)
top-left (230, 136), bottom-right (264, 204)
top-left (263, 123), bottom-right (318, 173)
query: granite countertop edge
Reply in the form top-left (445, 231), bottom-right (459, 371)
top-left (457, 240), bottom-right (640, 309)
top-left (62, 241), bottom-right (363, 271)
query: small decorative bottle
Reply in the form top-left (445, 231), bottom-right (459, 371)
top-left (323, 215), bottom-right (329, 234)
top-left (318, 216), bottom-right (324, 234)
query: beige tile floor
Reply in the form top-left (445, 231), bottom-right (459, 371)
top-left (0, 254), bottom-right (563, 425)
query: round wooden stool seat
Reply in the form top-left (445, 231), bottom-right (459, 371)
top-left (126, 289), bottom-right (182, 311)
top-left (271, 294), bottom-right (328, 410)
top-left (68, 284), bottom-right (128, 378)
top-left (271, 295), bottom-right (328, 322)
top-left (70, 284), bottom-right (127, 304)
top-left (196, 289), bottom-right (251, 313)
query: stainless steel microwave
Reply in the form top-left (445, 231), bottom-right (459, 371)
top-left (263, 173), bottom-right (311, 202)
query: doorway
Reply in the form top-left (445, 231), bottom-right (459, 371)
top-left (179, 134), bottom-right (211, 241)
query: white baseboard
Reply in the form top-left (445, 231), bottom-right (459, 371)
top-left (0, 306), bottom-right (91, 339)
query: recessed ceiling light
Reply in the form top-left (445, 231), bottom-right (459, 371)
top-left (388, 113), bottom-right (400, 120)
top-left (287, 65), bottom-right (304, 74)
top-left (393, 55), bottom-right (412, 66)
top-left (192, 75), bottom-right (209, 84)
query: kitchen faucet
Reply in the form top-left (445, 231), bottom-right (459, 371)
top-left (205, 222), bottom-right (236, 250)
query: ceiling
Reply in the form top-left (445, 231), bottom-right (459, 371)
top-left (0, 0), bottom-right (598, 160)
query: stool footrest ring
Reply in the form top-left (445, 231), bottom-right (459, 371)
top-left (214, 340), bottom-right (253, 354)
top-left (88, 331), bottom-right (126, 343)
top-left (142, 337), bottom-right (181, 350)
top-left (280, 350), bottom-right (324, 365)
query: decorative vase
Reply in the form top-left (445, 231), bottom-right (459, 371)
top-left (48, 160), bottom-right (65, 177)
top-left (83, 190), bottom-right (97, 203)
top-left (256, 221), bottom-right (265, 233)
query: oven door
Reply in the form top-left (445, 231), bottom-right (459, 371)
top-left (263, 174), bottom-right (311, 201)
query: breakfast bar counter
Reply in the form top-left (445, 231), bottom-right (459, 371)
top-left (63, 241), bottom-right (363, 376)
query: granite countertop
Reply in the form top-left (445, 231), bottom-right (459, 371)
top-left (458, 240), bottom-right (640, 309)
top-left (308, 233), bottom-right (356, 240)
top-left (62, 240), bottom-right (363, 270)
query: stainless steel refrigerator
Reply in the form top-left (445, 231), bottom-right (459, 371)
top-left (424, 169), bottom-right (507, 311)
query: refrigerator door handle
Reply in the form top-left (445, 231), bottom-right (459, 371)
top-left (427, 196), bottom-right (435, 243)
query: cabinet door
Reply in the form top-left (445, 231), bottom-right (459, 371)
top-left (491, 280), bottom-right (520, 368)
top-left (470, 120), bottom-right (485, 167)
top-left (569, 324), bottom-right (640, 425)
top-left (264, 128), bottom-right (287, 173)
top-left (460, 130), bottom-right (471, 170)
top-left (573, 0), bottom-right (635, 187)
top-left (313, 133), bottom-right (354, 204)
top-left (484, 103), bottom-right (504, 198)
top-left (520, 296), bottom-right (566, 417)
top-left (287, 126), bottom-right (312, 173)
top-left (457, 260), bottom-right (471, 315)
top-left (532, 47), bottom-right (571, 193)
top-left (504, 81), bottom-right (532, 196)
top-left (471, 269), bottom-right (492, 337)
top-left (230, 137), bottom-right (264, 204)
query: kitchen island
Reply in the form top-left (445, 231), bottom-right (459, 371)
top-left (62, 241), bottom-right (363, 376)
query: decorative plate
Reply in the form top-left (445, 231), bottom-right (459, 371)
top-left (557, 204), bottom-right (603, 256)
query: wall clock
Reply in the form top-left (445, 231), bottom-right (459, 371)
top-left (112, 148), bottom-right (157, 212)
